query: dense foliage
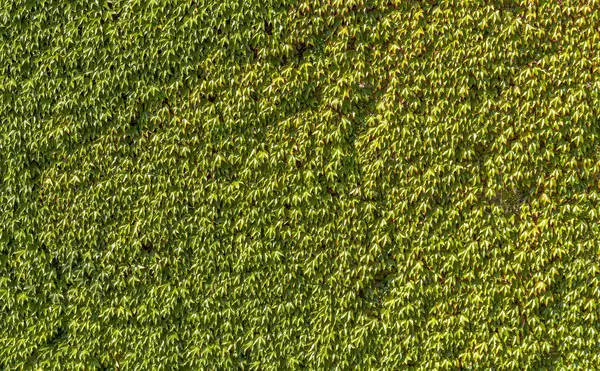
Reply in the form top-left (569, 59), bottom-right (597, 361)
top-left (2, 0), bottom-right (600, 369)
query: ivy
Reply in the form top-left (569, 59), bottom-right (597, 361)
top-left (1, 0), bottom-right (600, 369)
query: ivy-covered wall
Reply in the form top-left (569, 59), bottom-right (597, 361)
top-left (1, 0), bottom-right (600, 369)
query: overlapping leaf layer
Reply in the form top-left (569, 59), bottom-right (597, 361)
top-left (1, 0), bottom-right (600, 369)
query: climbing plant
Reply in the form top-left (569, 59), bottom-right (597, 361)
top-left (1, 0), bottom-right (600, 369)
